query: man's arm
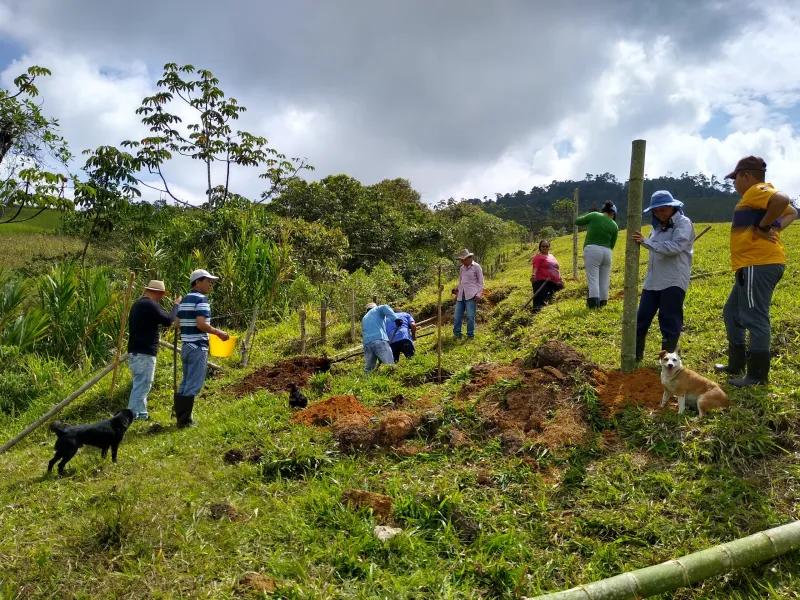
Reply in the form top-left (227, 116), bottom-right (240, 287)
top-left (761, 192), bottom-right (791, 228)
top-left (196, 316), bottom-right (229, 341)
top-left (780, 204), bottom-right (798, 230)
top-left (154, 296), bottom-right (182, 327)
top-left (408, 316), bottom-right (417, 340)
top-left (473, 262), bottom-right (484, 299)
top-left (574, 213), bottom-right (594, 226)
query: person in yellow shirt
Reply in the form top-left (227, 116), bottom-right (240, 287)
top-left (714, 156), bottom-right (797, 387)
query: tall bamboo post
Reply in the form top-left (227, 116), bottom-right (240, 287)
top-left (437, 262), bottom-right (443, 384)
top-left (299, 309), bottom-right (307, 354)
top-left (621, 140), bottom-right (646, 373)
top-left (350, 290), bottom-right (356, 343)
top-left (110, 272), bottom-right (135, 395)
top-left (320, 300), bottom-right (327, 347)
top-left (572, 187), bottom-right (579, 280)
top-left (529, 519), bottom-right (800, 600)
top-left (172, 314), bottom-right (179, 395)
top-left (240, 305), bottom-right (259, 368)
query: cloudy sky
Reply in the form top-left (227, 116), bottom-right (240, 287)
top-left (1, 0), bottom-right (799, 205)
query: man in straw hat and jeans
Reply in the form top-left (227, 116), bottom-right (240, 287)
top-left (715, 156), bottom-right (797, 387)
top-left (127, 280), bottom-right (182, 421)
top-left (454, 249), bottom-right (484, 340)
top-left (175, 269), bottom-right (229, 427)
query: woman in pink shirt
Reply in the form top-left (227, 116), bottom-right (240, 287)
top-left (530, 240), bottom-right (565, 312)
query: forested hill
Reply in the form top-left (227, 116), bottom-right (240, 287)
top-left (460, 172), bottom-right (741, 229)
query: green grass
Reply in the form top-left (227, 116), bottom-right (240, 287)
top-left (2, 224), bottom-right (800, 598)
top-left (0, 207), bottom-right (62, 233)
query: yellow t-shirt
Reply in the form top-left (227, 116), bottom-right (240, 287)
top-left (730, 182), bottom-right (792, 271)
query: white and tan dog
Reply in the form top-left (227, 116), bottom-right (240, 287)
top-left (659, 350), bottom-right (730, 417)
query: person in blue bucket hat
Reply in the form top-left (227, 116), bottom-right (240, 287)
top-left (631, 190), bottom-right (696, 361)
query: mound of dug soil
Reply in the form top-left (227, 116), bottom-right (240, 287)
top-left (292, 395), bottom-right (375, 427)
top-left (225, 356), bottom-right (331, 396)
top-left (594, 368), bottom-right (664, 416)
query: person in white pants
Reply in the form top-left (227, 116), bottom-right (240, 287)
top-left (575, 200), bottom-right (619, 308)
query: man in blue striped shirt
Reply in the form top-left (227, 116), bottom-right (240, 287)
top-left (174, 269), bottom-right (229, 428)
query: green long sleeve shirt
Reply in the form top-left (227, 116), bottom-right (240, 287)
top-left (575, 212), bottom-right (619, 249)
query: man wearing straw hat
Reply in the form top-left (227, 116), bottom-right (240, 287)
top-left (175, 269), bottom-right (229, 428)
top-left (453, 248), bottom-right (484, 340)
top-left (126, 280), bottom-right (182, 421)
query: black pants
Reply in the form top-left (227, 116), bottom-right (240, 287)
top-left (636, 287), bottom-right (686, 340)
top-left (532, 279), bottom-right (565, 309)
top-left (390, 339), bottom-right (415, 362)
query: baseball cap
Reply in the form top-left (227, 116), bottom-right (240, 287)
top-left (725, 156), bottom-right (766, 180)
top-left (189, 269), bottom-right (220, 284)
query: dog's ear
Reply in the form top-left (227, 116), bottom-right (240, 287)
top-left (676, 347), bottom-right (681, 357)
top-left (658, 349), bottom-right (667, 359)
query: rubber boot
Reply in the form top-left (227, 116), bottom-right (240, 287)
top-left (176, 395), bottom-right (197, 428)
top-left (587, 297), bottom-right (599, 309)
top-left (661, 336), bottom-right (680, 353)
top-left (598, 300), bottom-right (608, 308)
top-left (635, 335), bottom-right (647, 363)
top-left (172, 393), bottom-right (182, 419)
top-left (729, 352), bottom-right (770, 388)
top-left (714, 343), bottom-right (746, 375)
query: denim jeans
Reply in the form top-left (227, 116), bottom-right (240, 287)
top-left (453, 297), bottom-right (477, 338)
top-left (364, 339), bottom-right (395, 374)
top-left (127, 353), bottom-right (156, 418)
top-left (178, 343), bottom-right (209, 396)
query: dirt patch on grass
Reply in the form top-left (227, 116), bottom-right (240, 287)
top-left (594, 368), bottom-right (664, 416)
top-left (292, 395), bottom-right (375, 427)
top-left (225, 356), bottom-right (331, 395)
top-left (341, 489), bottom-right (393, 523)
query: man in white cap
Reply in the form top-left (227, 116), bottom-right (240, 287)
top-left (174, 269), bottom-right (229, 428)
top-left (127, 280), bottom-right (182, 421)
top-left (453, 249), bottom-right (484, 340)
top-left (361, 302), bottom-right (403, 374)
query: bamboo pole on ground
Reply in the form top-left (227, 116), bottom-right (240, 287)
top-left (572, 187), bottom-right (579, 280)
top-left (437, 263), bottom-right (443, 384)
top-left (0, 354), bottom-right (130, 455)
top-left (110, 272), bottom-right (135, 395)
top-left (240, 305), bottom-right (260, 368)
top-left (528, 520), bottom-right (800, 600)
top-left (620, 139), bottom-right (646, 373)
top-left (299, 309), bottom-right (307, 354)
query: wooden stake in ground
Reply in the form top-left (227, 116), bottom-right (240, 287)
top-left (0, 353), bottom-right (130, 455)
top-left (621, 139), bottom-right (646, 373)
top-left (173, 315), bottom-right (179, 395)
top-left (299, 309), bottom-right (307, 354)
top-left (350, 290), bottom-right (356, 343)
top-left (573, 187), bottom-right (579, 280)
top-left (437, 262), bottom-right (443, 384)
top-left (320, 300), bottom-right (327, 347)
top-left (240, 305), bottom-right (260, 368)
top-left (110, 272), bottom-right (135, 396)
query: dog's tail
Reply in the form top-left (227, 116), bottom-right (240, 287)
top-left (49, 420), bottom-right (67, 436)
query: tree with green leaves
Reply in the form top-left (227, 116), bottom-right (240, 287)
top-left (0, 66), bottom-right (73, 225)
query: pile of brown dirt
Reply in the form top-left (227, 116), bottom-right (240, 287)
top-left (225, 356), bottom-right (331, 396)
top-left (457, 360), bottom-right (525, 401)
top-left (533, 340), bottom-right (596, 374)
top-left (594, 368), bottom-right (664, 416)
top-left (292, 395), bottom-right (375, 427)
top-left (341, 489), bottom-right (393, 523)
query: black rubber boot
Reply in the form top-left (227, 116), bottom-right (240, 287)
top-left (729, 352), bottom-right (770, 388)
top-left (172, 393), bottom-right (182, 418)
top-left (587, 297), bottom-right (599, 309)
top-left (598, 300), bottom-right (608, 308)
top-left (177, 395), bottom-right (197, 428)
top-left (714, 343), bottom-right (746, 375)
top-left (661, 336), bottom-right (680, 353)
top-left (635, 336), bottom-right (647, 362)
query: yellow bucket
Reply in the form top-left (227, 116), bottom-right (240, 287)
top-left (209, 334), bottom-right (237, 358)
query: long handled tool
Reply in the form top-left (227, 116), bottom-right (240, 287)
top-left (521, 277), bottom-right (555, 311)
top-left (110, 272), bottom-right (135, 396)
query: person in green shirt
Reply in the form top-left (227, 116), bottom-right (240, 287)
top-left (575, 201), bottom-right (619, 309)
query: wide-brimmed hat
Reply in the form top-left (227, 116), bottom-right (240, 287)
top-left (189, 269), bottom-right (220, 284)
top-left (144, 280), bottom-right (168, 294)
top-left (456, 249), bottom-right (474, 260)
top-left (643, 190), bottom-right (684, 213)
top-left (725, 155), bottom-right (766, 180)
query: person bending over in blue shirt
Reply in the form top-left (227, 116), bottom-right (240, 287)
top-left (361, 302), bottom-right (402, 374)
top-left (385, 311), bottom-right (417, 363)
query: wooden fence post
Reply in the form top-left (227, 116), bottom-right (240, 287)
top-left (437, 263), bottom-right (443, 384)
top-left (573, 187), bottom-right (579, 280)
top-left (320, 300), bottom-right (327, 347)
top-left (350, 290), bottom-right (356, 343)
top-left (300, 309), bottom-right (307, 354)
top-left (110, 272), bottom-right (135, 396)
top-left (621, 139), bottom-right (646, 373)
top-left (240, 305), bottom-right (259, 368)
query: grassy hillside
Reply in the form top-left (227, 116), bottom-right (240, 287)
top-left (2, 224), bottom-right (800, 599)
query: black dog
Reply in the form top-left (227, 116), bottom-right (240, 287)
top-left (288, 383), bottom-right (308, 409)
top-left (47, 408), bottom-right (135, 475)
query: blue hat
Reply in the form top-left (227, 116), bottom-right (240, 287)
top-left (602, 203), bottom-right (618, 214)
top-left (644, 190), bottom-right (684, 213)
